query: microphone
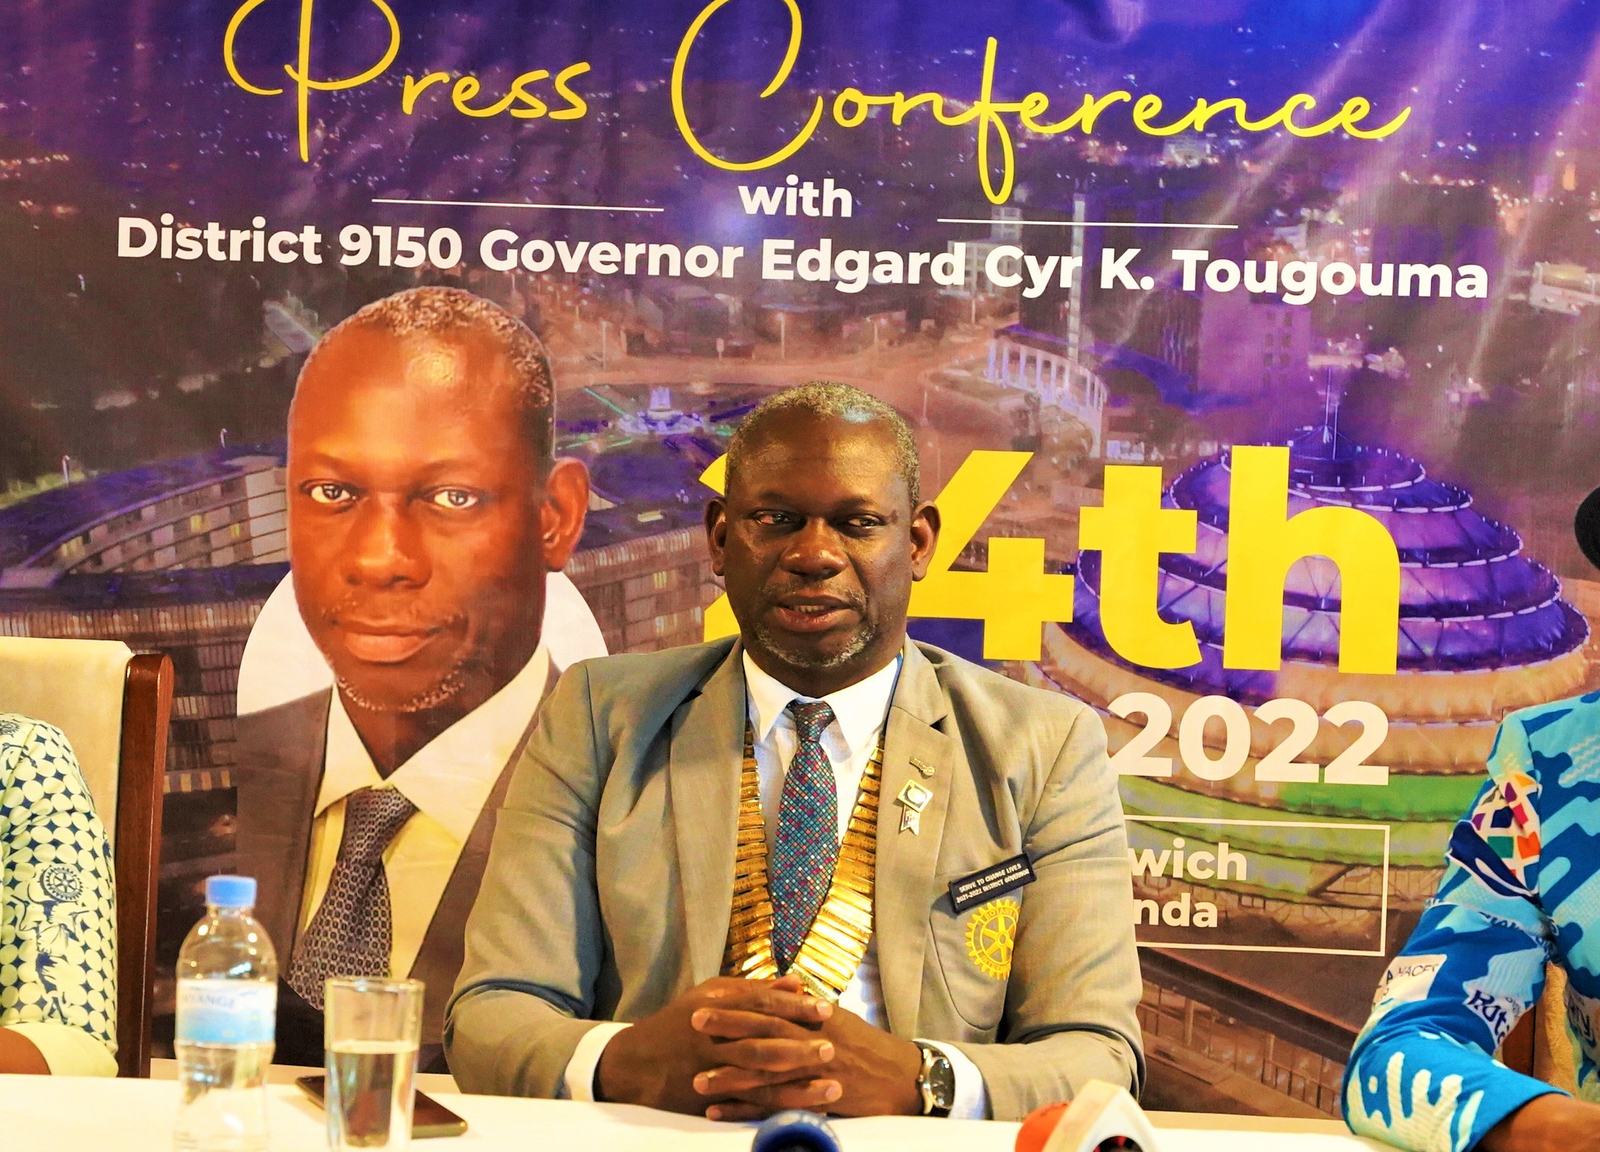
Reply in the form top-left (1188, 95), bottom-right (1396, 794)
top-left (751, 1110), bottom-right (840, 1152)
top-left (1014, 1081), bottom-right (1162, 1152)
top-left (1576, 486), bottom-right (1600, 572)
top-left (1016, 1102), bottom-right (1071, 1152)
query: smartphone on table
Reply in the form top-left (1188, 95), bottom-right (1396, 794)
top-left (295, 1074), bottom-right (469, 1139)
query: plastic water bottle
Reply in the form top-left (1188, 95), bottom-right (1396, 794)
top-left (174, 875), bottom-right (278, 1152)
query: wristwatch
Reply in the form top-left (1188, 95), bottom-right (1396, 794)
top-left (913, 1040), bottom-right (955, 1117)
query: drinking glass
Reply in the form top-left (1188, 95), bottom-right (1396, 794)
top-left (323, 977), bottom-right (424, 1151)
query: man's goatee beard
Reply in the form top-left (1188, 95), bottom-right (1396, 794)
top-left (336, 660), bottom-right (469, 714)
top-left (754, 618), bottom-right (876, 672)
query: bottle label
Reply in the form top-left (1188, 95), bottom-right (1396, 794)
top-left (176, 979), bottom-right (276, 1044)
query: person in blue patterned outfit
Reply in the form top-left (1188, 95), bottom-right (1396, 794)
top-left (0, 713), bottom-right (117, 1074)
top-left (1344, 689), bottom-right (1600, 1152)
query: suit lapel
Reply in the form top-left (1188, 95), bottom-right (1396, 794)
top-left (875, 642), bottom-right (954, 1038)
top-left (233, 690), bottom-right (331, 960)
top-left (411, 652), bottom-right (555, 1042)
top-left (668, 642), bottom-right (748, 984)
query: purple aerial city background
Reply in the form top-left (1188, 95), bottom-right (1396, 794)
top-left (2, 0), bottom-right (1600, 1119)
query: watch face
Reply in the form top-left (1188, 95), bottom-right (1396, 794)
top-left (919, 1044), bottom-right (956, 1112)
top-left (929, 1055), bottom-right (955, 1107)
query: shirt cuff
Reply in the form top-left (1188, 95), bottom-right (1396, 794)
top-left (920, 1038), bottom-right (989, 1120)
top-left (563, 1021), bottom-right (632, 1102)
top-left (6, 1022), bottom-right (117, 1077)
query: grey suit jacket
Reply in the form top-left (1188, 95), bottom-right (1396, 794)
top-left (444, 638), bottom-right (1144, 1119)
top-left (234, 686), bottom-right (540, 1048)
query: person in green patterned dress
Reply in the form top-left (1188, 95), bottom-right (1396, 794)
top-left (0, 713), bottom-right (117, 1074)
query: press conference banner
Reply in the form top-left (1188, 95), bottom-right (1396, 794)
top-left (2, 0), bottom-right (1596, 1116)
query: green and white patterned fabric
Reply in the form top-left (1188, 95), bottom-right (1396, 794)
top-left (0, 713), bottom-right (117, 1075)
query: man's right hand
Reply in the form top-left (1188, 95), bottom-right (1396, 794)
top-left (1482, 1093), bottom-right (1600, 1152)
top-left (594, 975), bottom-right (836, 1114)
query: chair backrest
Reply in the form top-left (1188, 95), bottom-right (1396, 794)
top-left (0, 637), bottom-right (173, 1077)
top-left (1533, 964), bottom-right (1578, 1091)
top-left (1500, 963), bottom-right (1577, 1094)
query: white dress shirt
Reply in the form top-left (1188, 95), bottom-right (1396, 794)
top-left (564, 652), bottom-right (989, 1118)
top-left (297, 645), bottom-right (553, 978)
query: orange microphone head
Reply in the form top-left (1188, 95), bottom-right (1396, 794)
top-left (1014, 1086), bottom-right (1157, 1152)
top-left (1015, 1102), bottom-right (1071, 1152)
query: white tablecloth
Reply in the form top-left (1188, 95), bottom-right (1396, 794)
top-left (0, 1074), bottom-right (1390, 1152)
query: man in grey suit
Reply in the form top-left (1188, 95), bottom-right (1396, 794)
top-left (446, 382), bottom-right (1142, 1120)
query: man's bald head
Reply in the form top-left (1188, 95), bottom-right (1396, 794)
top-left (293, 286), bottom-right (555, 468)
top-left (726, 381), bottom-right (920, 508)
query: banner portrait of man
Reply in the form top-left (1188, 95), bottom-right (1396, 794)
top-left (232, 286), bottom-right (596, 1065)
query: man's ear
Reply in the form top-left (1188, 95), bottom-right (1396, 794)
top-left (909, 501), bottom-right (941, 581)
top-left (705, 497), bottom-right (728, 578)
top-left (539, 458), bottom-right (590, 571)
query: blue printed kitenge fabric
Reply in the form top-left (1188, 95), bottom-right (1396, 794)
top-left (1345, 691), bottom-right (1600, 1151)
top-left (0, 714), bottom-right (117, 1056)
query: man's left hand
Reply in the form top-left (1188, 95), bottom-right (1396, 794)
top-left (690, 1002), bottom-right (923, 1120)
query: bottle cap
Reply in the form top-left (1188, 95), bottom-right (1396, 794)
top-left (205, 874), bottom-right (257, 909)
top-left (752, 1111), bottom-right (839, 1152)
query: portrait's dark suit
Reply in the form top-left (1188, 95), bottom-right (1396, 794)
top-left (446, 637), bottom-right (1144, 1120)
top-left (234, 679), bottom-right (548, 1064)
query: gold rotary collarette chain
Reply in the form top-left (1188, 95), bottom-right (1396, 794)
top-left (721, 725), bottom-right (881, 1000)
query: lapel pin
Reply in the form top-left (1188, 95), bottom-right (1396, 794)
top-left (895, 780), bottom-right (933, 835)
top-left (911, 757), bottom-right (935, 778)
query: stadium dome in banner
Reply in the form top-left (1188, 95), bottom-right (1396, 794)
top-left (1035, 422), bottom-right (1596, 944)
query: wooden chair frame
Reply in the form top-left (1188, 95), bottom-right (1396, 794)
top-left (1503, 1008), bottom-right (1536, 1078)
top-left (114, 653), bottom-right (173, 1078)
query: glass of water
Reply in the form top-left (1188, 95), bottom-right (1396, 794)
top-left (323, 977), bottom-right (424, 1151)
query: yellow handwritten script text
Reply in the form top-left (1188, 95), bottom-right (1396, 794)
top-left (700, 447), bottom-right (1400, 674)
top-left (673, 0), bottom-right (1413, 204)
top-left (224, 0), bottom-right (591, 162)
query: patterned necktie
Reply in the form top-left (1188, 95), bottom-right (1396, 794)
top-left (287, 785), bottom-right (416, 1010)
top-left (771, 701), bottom-right (839, 973)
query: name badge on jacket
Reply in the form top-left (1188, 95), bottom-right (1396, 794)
top-left (948, 854), bottom-right (1036, 913)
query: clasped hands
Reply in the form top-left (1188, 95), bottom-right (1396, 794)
top-left (594, 974), bottom-right (923, 1121)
